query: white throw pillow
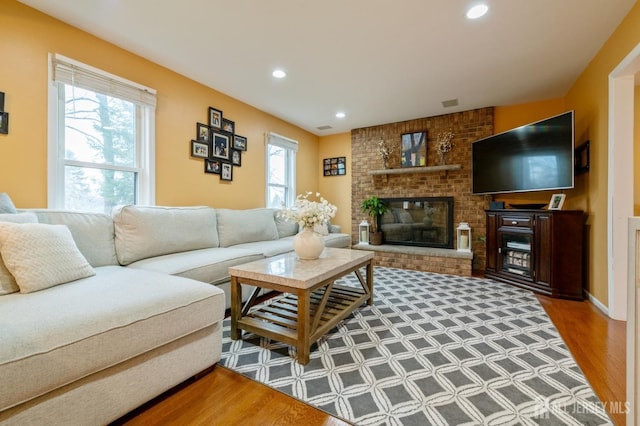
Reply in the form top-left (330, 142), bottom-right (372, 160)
top-left (0, 222), bottom-right (95, 293)
top-left (0, 212), bottom-right (38, 295)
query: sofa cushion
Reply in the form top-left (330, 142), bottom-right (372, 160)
top-left (0, 223), bottom-right (95, 294)
top-left (323, 232), bottom-right (352, 248)
top-left (216, 208), bottom-right (279, 247)
top-left (113, 205), bottom-right (219, 265)
top-left (232, 239), bottom-right (295, 258)
top-left (0, 213), bottom-right (38, 295)
top-left (127, 247), bottom-right (264, 286)
top-left (30, 209), bottom-right (118, 267)
top-left (0, 266), bottom-right (224, 411)
top-left (0, 193), bottom-right (17, 214)
top-left (273, 209), bottom-right (298, 238)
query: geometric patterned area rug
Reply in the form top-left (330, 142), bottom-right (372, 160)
top-left (221, 267), bottom-right (612, 425)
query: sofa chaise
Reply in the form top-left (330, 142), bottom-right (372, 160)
top-left (0, 202), bottom-right (350, 425)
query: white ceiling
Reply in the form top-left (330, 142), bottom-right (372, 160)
top-left (19, 0), bottom-right (637, 135)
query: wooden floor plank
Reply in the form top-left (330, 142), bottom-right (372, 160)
top-left (120, 295), bottom-right (626, 426)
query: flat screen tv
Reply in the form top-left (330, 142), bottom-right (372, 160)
top-left (472, 111), bottom-right (575, 195)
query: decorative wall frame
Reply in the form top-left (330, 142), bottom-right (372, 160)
top-left (208, 107), bottom-right (223, 129)
top-left (221, 163), bottom-right (233, 181)
top-left (401, 131), bottom-right (427, 167)
top-left (190, 139), bottom-right (209, 158)
top-left (212, 131), bottom-right (230, 160)
top-left (0, 112), bottom-right (8, 135)
top-left (231, 149), bottom-right (242, 166)
top-left (196, 122), bottom-right (210, 142)
top-left (575, 140), bottom-right (590, 175)
top-left (222, 118), bottom-right (235, 133)
top-left (233, 134), bottom-right (247, 151)
top-left (323, 156), bottom-right (346, 176)
top-left (204, 159), bottom-right (221, 174)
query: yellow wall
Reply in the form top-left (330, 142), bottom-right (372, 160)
top-left (561, 1), bottom-right (640, 304)
top-left (635, 85), bottom-right (640, 215)
top-left (0, 1), bottom-right (319, 209)
top-left (318, 132), bottom-right (351, 233)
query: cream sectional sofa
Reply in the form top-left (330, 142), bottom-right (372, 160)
top-left (0, 204), bottom-right (350, 425)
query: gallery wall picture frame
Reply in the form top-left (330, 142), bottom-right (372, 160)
top-left (212, 131), bottom-right (231, 160)
top-left (196, 122), bottom-right (210, 142)
top-left (220, 163), bottom-right (233, 181)
top-left (208, 107), bottom-right (223, 129)
top-left (0, 112), bottom-right (8, 135)
top-left (401, 131), bottom-right (427, 167)
top-left (231, 149), bottom-right (242, 166)
top-left (549, 194), bottom-right (566, 210)
top-left (204, 159), bottom-right (221, 174)
top-left (222, 118), bottom-right (235, 134)
top-left (191, 139), bottom-right (209, 158)
top-left (233, 134), bottom-right (247, 151)
top-left (323, 156), bottom-right (346, 176)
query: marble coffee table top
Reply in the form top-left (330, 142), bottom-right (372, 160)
top-left (228, 248), bottom-right (374, 289)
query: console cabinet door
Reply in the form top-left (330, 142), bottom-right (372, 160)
top-left (485, 212), bottom-right (497, 272)
top-left (534, 214), bottom-right (552, 288)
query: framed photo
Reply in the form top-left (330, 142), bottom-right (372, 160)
top-left (549, 194), bottom-right (566, 210)
top-left (196, 122), bottom-right (210, 142)
top-left (208, 107), bottom-right (223, 129)
top-left (190, 139), bottom-right (209, 158)
top-left (212, 131), bottom-right (231, 160)
top-left (323, 156), bottom-right (346, 176)
top-left (233, 134), bottom-right (247, 151)
top-left (222, 118), bottom-right (235, 134)
top-left (220, 163), bottom-right (233, 181)
top-left (0, 112), bottom-right (8, 135)
top-left (401, 131), bottom-right (427, 167)
top-left (204, 159), bottom-right (221, 174)
top-left (231, 149), bottom-right (242, 166)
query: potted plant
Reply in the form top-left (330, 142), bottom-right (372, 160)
top-left (360, 195), bottom-right (388, 245)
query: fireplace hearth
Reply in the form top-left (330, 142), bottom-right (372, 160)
top-left (379, 197), bottom-right (454, 249)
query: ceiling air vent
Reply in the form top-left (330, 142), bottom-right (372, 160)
top-left (316, 125), bottom-right (333, 131)
top-left (442, 98), bottom-right (459, 108)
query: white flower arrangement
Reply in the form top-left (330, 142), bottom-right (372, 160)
top-left (437, 130), bottom-right (455, 155)
top-left (281, 192), bottom-right (337, 230)
top-left (377, 138), bottom-right (394, 162)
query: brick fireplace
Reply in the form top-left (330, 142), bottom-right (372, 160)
top-left (351, 107), bottom-right (494, 275)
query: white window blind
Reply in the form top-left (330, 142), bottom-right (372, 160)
top-left (52, 54), bottom-right (156, 107)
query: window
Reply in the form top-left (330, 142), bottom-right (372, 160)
top-left (48, 54), bottom-right (156, 213)
top-left (265, 132), bottom-right (297, 208)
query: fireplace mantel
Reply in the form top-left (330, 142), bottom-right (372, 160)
top-left (368, 164), bottom-right (462, 176)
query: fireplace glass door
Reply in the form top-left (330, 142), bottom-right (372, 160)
top-left (379, 197), bottom-right (454, 249)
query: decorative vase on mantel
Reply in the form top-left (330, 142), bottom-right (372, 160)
top-left (439, 151), bottom-right (448, 166)
top-left (293, 227), bottom-right (325, 259)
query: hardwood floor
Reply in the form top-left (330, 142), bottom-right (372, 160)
top-left (120, 295), bottom-right (626, 426)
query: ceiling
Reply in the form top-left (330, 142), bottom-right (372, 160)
top-left (19, 0), bottom-right (637, 135)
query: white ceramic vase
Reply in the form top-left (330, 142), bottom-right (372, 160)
top-left (293, 227), bottom-right (325, 260)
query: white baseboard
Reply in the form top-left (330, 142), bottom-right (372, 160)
top-left (585, 291), bottom-right (610, 316)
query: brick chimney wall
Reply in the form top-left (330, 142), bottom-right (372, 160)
top-left (351, 107), bottom-right (494, 272)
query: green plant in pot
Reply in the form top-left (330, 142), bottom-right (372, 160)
top-left (360, 196), bottom-right (389, 245)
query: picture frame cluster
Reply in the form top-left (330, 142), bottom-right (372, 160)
top-left (190, 106), bottom-right (247, 182)
top-left (323, 157), bottom-right (346, 176)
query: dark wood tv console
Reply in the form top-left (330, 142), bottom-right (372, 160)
top-left (485, 209), bottom-right (585, 300)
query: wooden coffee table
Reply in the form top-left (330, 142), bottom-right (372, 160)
top-left (229, 247), bottom-right (374, 364)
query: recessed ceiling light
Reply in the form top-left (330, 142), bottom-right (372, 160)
top-left (335, 112), bottom-right (346, 119)
top-left (272, 69), bottom-right (286, 79)
top-left (466, 4), bottom-right (488, 19)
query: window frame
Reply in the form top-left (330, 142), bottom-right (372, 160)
top-left (265, 132), bottom-right (298, 208)
top-left (47, 53), bottom-right (156, 211)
